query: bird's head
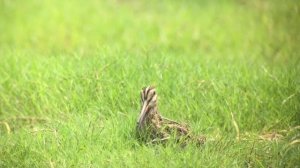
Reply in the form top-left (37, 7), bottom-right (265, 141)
top-left (137, 86), bottom-right (158, 130)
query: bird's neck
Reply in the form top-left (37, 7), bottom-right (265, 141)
top-left (145, 105), bottom-right (160, 122)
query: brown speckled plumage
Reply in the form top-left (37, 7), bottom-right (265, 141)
top-left (136, 86), bottom-right (206, 146)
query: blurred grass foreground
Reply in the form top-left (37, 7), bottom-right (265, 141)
top-left (0, 0), bottom-right (299, 167)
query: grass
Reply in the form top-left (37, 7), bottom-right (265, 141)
top-left (0, 0), bottom-right (299, 167)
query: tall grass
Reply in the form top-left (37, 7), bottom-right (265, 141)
top-left (0, 0), bottom-right (299, 167)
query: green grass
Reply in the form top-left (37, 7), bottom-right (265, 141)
top-left (0, 0), bottom-right (299, 167)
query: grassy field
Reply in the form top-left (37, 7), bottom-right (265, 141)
top-left (0, 0), bottom-right (299, 167)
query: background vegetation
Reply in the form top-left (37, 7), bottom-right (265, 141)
top-left (0, 0), bottom-right (299, 167)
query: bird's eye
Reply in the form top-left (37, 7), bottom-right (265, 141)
top-left (151, 91), bottom-right (156, 98)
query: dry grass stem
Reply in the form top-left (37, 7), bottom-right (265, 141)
top-left (231, 112), bottom-right (240, 141)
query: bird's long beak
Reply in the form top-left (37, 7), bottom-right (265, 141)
top-left (137, 103), bottom-right (148, 129)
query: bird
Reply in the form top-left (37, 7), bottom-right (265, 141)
top-left (136, 86), bottom-right (206, 146)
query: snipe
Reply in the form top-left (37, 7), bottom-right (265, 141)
top-left (136, 86), bottom-right (206, 146)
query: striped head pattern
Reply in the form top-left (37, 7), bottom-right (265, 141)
top-left (137, 86), bottom-right (158, 130)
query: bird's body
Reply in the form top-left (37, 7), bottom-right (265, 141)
top-left (136, 86), bottom-right (205, 146)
